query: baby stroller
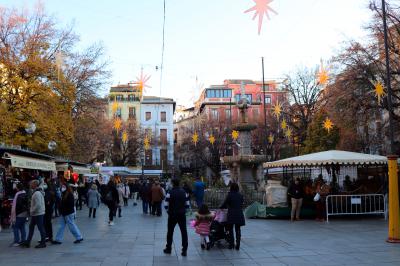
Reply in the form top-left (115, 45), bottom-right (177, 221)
top-left (209, 209), bottom-right (230, 248)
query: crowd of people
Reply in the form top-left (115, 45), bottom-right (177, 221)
top-left (6, 174), bottom-right (247, 256)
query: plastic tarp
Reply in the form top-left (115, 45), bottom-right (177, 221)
top-left (244, 202), bottom-right (267, 218)
top-left (265, 180), bottom-right (288, 207)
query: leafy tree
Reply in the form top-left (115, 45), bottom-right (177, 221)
top-left (303, 110), bottom-right (340, 153)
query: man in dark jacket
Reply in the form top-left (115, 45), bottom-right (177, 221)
top-left (105, 179), bottom-right (119, 226)
top-left (131, 180), bottom-right (140, 206)
top-left (163, 179), bottom-right (189, 257)
top-left (139, 181), bottom-right (150, 214)
top-left (288, 178), bottom-right (304, 222)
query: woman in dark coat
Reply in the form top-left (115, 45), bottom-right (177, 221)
top-left (220, 183), bottom-right (245, 250)
top-left (105, 179), bottom-right (119, 225)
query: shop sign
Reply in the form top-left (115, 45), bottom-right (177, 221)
top-left (6, 153), bottom-right (56, 171)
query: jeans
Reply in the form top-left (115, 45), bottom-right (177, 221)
top-left (142, 201), bottom-right (149, 214)
top-left (13, 217), bottom-right (26, 243)
top-left (227, 224), bottom-right (241, 247)
top-left (55, 214), bottom-right (83, 242)
top-left (44, 211), bottom-right (53, 240)
top-left (291, 198), bottom-right (303, 220)
top-left (108, 203), bottom-right (116, 221)
top-left (89, 208), bottom-right (97, 218)
top-left (152, 201), bottom-right (162, 216)
top-left (26, 215), bottom-right (46, 244)
top-left (166, 214), bottom-right (188, 251)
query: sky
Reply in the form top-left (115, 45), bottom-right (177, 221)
top-left (1, 0), bottom-right (374, 106)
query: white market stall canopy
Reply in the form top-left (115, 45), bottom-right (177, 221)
top-left (3, 153), bottom-right (56, 171)
top-left (56, 163), bottom-right (91, 174)
top-left (264, 150), bottom-right (388, 168)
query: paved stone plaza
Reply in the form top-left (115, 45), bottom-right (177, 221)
top-left (0, 202), bottom-right (400, 266)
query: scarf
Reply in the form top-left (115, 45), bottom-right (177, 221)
top-left (11, 190), bottom-right (26, 223)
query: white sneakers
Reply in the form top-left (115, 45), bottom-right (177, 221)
top-left (108, 221), bottom-right (114, 226)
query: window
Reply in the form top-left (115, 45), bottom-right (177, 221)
top-left (128, 94), bottom-right (136, 102)
top-left (223, 90), bottom-right (232, 98)
top-left (145, 149), bottom-right (152, 166)
top-left (225, 109), bottom-right (231, 119)
top-left (145, 128), bottom-right (152, 138)
top-left (116, 107), bottom-right (122, 118)
top-left (215, 90), bottom-right (221, 98)
top-left (116, 95), bottom-right (123, 101)
top-left (160, 149), bottom-right (168, 168)
top-left (206, 90), bottom-right (215, 98)
top-left (211, 109), bottom-right (219, 120)
top-left (161, 111), bottom-right (166, 122)
top-left (206, 89), bottom-right (231, 98)
top-left (235, 94), bottom-right (252, 104)
top-left (145, 112), bottom-right (151, 121)
top-left (265, 95), bottom-right (272, 104)
top-left (160, 129), bottom-right (167, 145)
top-left (129, 107), bottom-right (136, 119)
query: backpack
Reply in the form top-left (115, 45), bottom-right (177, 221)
top-left (105, 191), bottom-right (113, 202)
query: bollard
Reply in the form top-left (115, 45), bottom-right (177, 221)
top-left (387, 155), bottom-right (400, 243)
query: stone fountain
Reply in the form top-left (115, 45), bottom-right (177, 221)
top-left (221, 82), bottom-right (266, 191)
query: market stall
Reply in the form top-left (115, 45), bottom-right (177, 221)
top-left (253, 150), bottom-right (389, 220)
top-left (56, 160), bottom-right (90, 184)
top-left (0, 147), bottom-right (56, 227)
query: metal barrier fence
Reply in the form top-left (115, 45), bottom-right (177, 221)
top-left (203, 189), bottom-right (265, 209)
top-left (326, 194), bottom-right (387, 223)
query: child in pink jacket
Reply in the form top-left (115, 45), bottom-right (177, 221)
top-left (194, 204), bottom-right (214, 250)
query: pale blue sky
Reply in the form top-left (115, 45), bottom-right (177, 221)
top-left (1, 0), bottom-right (373, 105)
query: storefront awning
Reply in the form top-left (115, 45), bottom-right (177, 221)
top-left (3, 153), bottom-right (56, 171)
top-left (56, 163), bottom-right (90, 175)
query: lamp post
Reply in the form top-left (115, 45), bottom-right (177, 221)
top-left (261, 57), bottom-right (268, 161)
top-left (381, 0), bottom-right (400, 243)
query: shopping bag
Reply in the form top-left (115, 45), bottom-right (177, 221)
top-left (313, 193), bottom-right (321, 202)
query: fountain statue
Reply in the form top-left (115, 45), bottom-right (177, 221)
top-left (221, 82), bottom-right (266, 191)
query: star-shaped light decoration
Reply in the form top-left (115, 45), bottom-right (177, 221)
top-left (323, 117), bottom-right (334, 133)
top-left (208, 134), bottom-right (216, 145)
top-left (111, 100), bottom-right (119, 114)
top-left (144, 136), bottom-right (151, 150)
top-left (122, 131), bottom-right (128, 143)
top-left (272, 101), bottom-right (282, 119)
top-left (317, 65), bottom-right (329, 86)
top-left (268, 134), bottom-right (274, 144)
top-left (113, 118), bottom-right (122, 133)
top-left (285, 128), bottom-right (292, 139)
top-left (244, 0), bottom-right (278, 35)
top-left (232, 130), bottom-right (239, 141)
top-left (280, 119), bottom-right (287, 130)
top-left (192, 131), bottom-right (199, 146)
top-left (134, 69), bottom-right (151, 98)
top-left (374, 81), bottom-right (385, 103)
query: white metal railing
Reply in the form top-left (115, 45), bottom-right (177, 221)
top-left (326, 194), bottom-right (387, 223)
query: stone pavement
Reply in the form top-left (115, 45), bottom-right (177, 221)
top-left (0, 201), bottom-right (400, 266)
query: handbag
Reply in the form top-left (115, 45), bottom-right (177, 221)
top-left (313, 193), bottom-right (321, 202)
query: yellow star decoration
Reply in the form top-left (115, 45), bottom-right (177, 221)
top-left (208, 135), bottom-right (215, 145)
top-left (285, 128), bottom-right (292, 139)
top-left (144, 136), bottom-right (150, 150)
top-left (113, 118), bottom-right (122, 133)
top-left (272, 101), bottom-right (282, 119)
top-left (323, 117), bottom-right (334, 133)
top-left (122, 131), bottom-right (128, 143)
top-left (268, 134), bottom-right (274, 144)
top-left (192, 132), bottom-right (199, 146)
top-left (317, 67), bottom-right (329, 86)
top-left (111, 101), bottom-right (119, 114)
top-left (374, 81), bottom-right (385, 103)
top-left (280, 119), bottom-right (287, 130)
top-left (232, 130), bottom-right (239, 141)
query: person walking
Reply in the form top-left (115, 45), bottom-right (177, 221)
top-left (117, 183), bottom-right (124, 217)
top-left (87, 184), bottom-right (101, 218)
top-left (220, 183), bottom-right (245, 250)
top-left (314, 175), bottom-right (330, 222)
top-left (288, 178), bottom-right (304, 222)
top-left (139, 181), bottom-right (150, 214)
top-left (52, 185), bottom-right (83, 245)
top-left (54, 180), bottom-right (61, 217)
top-left (122, 182), bottom-right (130, 207)
top-left (131, 180), bottom-right (140, 206)
top-left (148, 181), bottom-right (154, 215)
top-left (151, 181), bottom-right (164, 216)
top-left (163, 179), bottom-right (190, 257)
top-left (193, 177), bottom-right (205, 208)
top-left (10, 183), bottom-right (28, 246)
top-left (194, 204), bottom-right (213, 250)
top-left (43, 181), bottom-right (55, 242)
top-left (105, 179), bottom-right (119, 225)
top-left (21, 180), bottom-right (47, 248)
top-left (182, 182), bottom-right (193, 216)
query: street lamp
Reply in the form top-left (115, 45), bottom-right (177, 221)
top-left (381, 0), bottom-right (400, 243)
